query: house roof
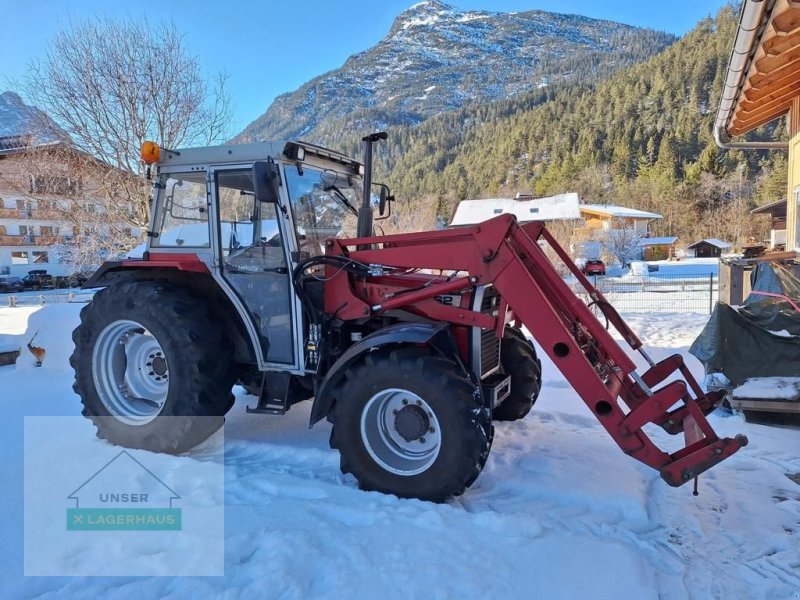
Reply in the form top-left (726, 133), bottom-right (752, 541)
top-left (750, 198), bottom-right (787, 217)
top-left (639, 236), bottom-right (678, 247)
top-left (0, 135), bottom-right (60, 157)
top-left (687, 238), bottom-right (732, 250)
top-left (715, 0), bottom-right (800, 139)
top-left (579, 204), bottom-right (662, 220)
top-left (450, 193), bottom-right (581, 226)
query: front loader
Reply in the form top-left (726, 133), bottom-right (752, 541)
top-left (71, 133), bottom-right (747, 502)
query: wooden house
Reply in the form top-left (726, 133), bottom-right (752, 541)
top-left (572, 204), bottom-right (662, 245)
top-left (685, 238), bottom-right (732, 258)
top-left (715, 0), bottom-right (800, 252)
top-left (715, 1), bottom-right (800, 417)
top-left (640, 236), bottom-right (679, 261)
top-left (750, 198), bottom-right (787, 249)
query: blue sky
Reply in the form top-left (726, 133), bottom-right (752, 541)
top-left (1, 0), bottom-right (730, 135)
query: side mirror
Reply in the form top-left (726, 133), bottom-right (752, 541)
top-left (252, 160), bottom-right (281, 204)
top-left (374, 183), bottom-right (394, 220)
top-left (379, 186), bottom-right (388, 216)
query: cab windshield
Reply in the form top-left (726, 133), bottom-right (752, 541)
top-left (284, 165), bottom-right (360, 256)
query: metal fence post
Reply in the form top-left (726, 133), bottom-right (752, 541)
top-left (709, 273), bottom-right (714, 314)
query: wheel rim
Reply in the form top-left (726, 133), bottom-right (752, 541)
top-left (92, 319), bottom-right (169, 425)
top-left (360, 388), bottom-right (442, 476)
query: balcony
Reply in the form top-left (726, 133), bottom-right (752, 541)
top-left (0, 207), bottom-right (67, 220)
top-left (30, 209), bottom-right (66, 220)
top-left (0, 207), bottom-right (23, 219)
top-left (0, 234), bottom-right (68, 246)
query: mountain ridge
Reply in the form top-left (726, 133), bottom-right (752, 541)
top-left (0, 91), bottom-right (61, 142)
top-left (236, 0), bottom-right (676, 144)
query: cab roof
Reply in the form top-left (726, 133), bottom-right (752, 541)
top-left (156, 139), bottom-right (363, 173)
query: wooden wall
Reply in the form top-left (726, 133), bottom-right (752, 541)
top-left (787, 97), bottom-right (800, 251)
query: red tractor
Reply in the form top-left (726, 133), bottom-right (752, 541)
top-left (71, 134), bottom-right (746, 502)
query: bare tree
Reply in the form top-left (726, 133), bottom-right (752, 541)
top-left (21, 17), bottom-right (232, 257)
top-left (380, 194), bottom-right (441, 235)
top-left (603, 218), bottom-right (642, 268)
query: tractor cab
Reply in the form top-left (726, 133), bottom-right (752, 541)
top-left (137, 139), bottom-right (379, 371)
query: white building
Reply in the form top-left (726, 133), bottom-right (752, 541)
top-left (0, 92), bottom-right (140, 280)
top-left (0, 135), bottom-right (77, 277)
top-left (449, 192), bottom-right (581, 227)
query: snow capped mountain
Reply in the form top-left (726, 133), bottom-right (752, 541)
top-left (0, 91), bottom-right (59, 142)
top-left (236, 0), bottom-right (676, 143)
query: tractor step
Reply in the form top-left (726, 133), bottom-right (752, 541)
top-left (481, 373), bottom-right (511, 408)
top-left (246, 372), bottom-right (291, 416)
top-left (246, 404), bottom-right (287, 415)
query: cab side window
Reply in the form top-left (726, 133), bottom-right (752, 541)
top-left (152, 172), bottom-right (209, 248)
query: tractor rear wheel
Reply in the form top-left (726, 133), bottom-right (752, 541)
top-left (71, 280), bottom-right (236, 453)
top-left (493, 327), bottom-right (542, 421)
top-left (329, 348), bottom-right (492, 502)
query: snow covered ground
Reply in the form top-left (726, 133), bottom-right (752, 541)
top-left (1, 305), bottom-right (798, 599)
top-left (601, 257), bottom-right (719, 279)
top-left (647, 257), bottom-right (720, 277)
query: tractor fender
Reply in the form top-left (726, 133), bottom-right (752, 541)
top-left (80, 260), bottom-right (257, 365)
top-left (83, 255), bottom-right (210, 288)
top-left (309, 322), bottom-right (459, 426)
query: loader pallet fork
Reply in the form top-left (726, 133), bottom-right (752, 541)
top-left (325, 214), bottom-right (748, 487)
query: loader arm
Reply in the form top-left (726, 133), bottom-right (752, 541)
top-left (323, 214), bottom-right (747, 487)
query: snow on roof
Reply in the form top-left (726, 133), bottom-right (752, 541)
top-left (0, 341), bottom-right (20, 353)
top-left (686, 238), bottom-right (731, 250)
top-left (579, 204), bottom-right (662, 220)
top-left (450, 193), bottom-right (581, 226)
top-left (639, 236), bottom-right (678, 246)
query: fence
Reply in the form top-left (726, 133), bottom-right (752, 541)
top-left (572, 273), bottom-right (719, 314)
top-left (4, 273), bottom-right (719, 314)
top-left (3, 288), bottom-right (95, 307)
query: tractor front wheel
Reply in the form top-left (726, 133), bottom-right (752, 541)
top-left (492, 327), bottom-right (542, 421)
top-left (71, 280), bottom-right (236, 453)
top-left (329, 348), bottom-right (492, 502)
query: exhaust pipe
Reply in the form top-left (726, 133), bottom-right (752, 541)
top-left (358, 132), bottom-right (388, 240)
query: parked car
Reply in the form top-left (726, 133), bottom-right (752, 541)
top-left (582, 259), bottom-right (606, 276)
top-left (0, 277), bottom-right (24, 293)
top-left (21, 270), bottom-right (55, 290)
top-left (53, 272), bottom-right (91, 289)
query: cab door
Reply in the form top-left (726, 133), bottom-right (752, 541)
top-left (211, 167), bottom-right (297, 367)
